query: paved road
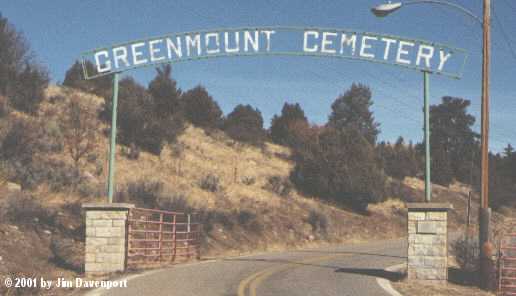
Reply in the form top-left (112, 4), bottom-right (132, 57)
top-left (94, 239), bottom-right (406, 296)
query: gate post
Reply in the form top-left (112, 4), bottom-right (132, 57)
top-left (407, 203), bottom-right (452, 283)
top-left (82, 203), bottom-right (134, 275)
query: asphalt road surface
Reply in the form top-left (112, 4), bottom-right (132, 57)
top-left (94, 239), bottom-right (406, 296)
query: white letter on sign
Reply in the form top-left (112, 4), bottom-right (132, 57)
top-left (186, 34), bottom-right (201, 56)
top-left (303, 31), bottom-right (319, 53)
top-left (261, 30), bottom-right (276, 52)
top-left (94, 50), bottom-right (111, 73)
top-left (396, 40), bottom-right (414, 65)
top-left (112, 46), bottom-right (129, 68)
top-left (438, 50), bottom-right (452, 71)
top-left (360, 36), bottom-right (377, 59)
top-left (416, 45), bottom-right (435, 68)
top-left (381, 37), bottom-right (396, 60)
top-left (225, 32), bottom-right (240, 53)
top-left (340, 34), bottom-right (357, 55)
top-left (149, 39), bottom-right (165, 62)
top-left (244, 31), bottom-right (259, 52)
top-left (321, 32), bottom-right (337, 54)
top-left (205, 33), bottom-right (220, 54)
top-left (166, 37), bottom-right (182, 59)
top-left (132, 42), bottom-right (148, 66)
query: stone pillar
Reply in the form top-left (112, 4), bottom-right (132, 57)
top-left (82, 203), bottom-right (134, 275)
top-left (407, 203), bottom-right (452, 282)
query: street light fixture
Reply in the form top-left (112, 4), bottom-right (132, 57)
top-left (372, 0), bottom-right (493, 289)
top-left (371, 0), bottom-right (482, 24)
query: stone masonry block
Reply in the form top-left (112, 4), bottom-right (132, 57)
top-left (108, 237), bottom-right (125, 245)
top-left (85, 263), bottom-right (103, 272)
top-left (86, 227), bottom-right (95, 236)
top-left (85, 253), bottom-right (95, 263)
top-left (424, 257), bottom-right (446, 268)
top-left (408, 222), bottom-right (416, 234)
top-left (87, 237), bottom-right (108, 246)
top-left (408, 212), bottom-right (426, 221)
top-left (414, 234), bottom-right (435, 244)
top-left (427, 212), bottom-right (447, 221)
top-left (101, 245), bottom-right (125, 253)
top-left (408, 256), bottom-right (425, 267)
top-left (112, 219), bottom-right (126, 227)
top-left (93, 219), bottom-right (113, 227)
top-left (417, 221), bottom-right (438, 234)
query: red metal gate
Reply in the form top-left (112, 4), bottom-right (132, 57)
top-left (499, 223), bottom-right (516, 295)
top-left (127, 207), bottom-right (202, 268)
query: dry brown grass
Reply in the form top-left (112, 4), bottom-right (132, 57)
top-left (392, 279), bottom-right (495, 296)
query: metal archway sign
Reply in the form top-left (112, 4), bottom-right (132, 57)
top-left (81, 26), bottom-right (468, 203)
top-left (81, 26), bottom-right (467, 80)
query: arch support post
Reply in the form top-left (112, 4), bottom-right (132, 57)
top-left (107, 73), bottom-right (119, 203)
top-left (423, 71), bottom-right (431, 202)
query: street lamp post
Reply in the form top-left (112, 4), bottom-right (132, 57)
top-left (372, 0), bottom-right (492, 289)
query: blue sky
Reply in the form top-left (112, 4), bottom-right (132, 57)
top-left (2, 0), bottom-right (515, 152)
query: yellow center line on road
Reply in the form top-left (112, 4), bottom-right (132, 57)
top-left (237, 253), bottom-right (353, 296)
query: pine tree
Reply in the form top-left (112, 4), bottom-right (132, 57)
top-left (270, 102), bottom-right (309, 147)
top-left (328, 83), bottom-right (380, 145)
top-left (224, 104), bottom-right (265, 146)
top-left (182, 85), bottom-right (223, 129)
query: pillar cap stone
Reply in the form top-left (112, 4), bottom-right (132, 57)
top-left (406, 203), bottom-right (453, 211)
top-left (82, 203), bottom-right (135, 210)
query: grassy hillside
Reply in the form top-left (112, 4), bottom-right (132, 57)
top-left (0, 85), bottom-right (510, 295)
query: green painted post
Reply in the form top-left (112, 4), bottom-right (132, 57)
top-left (424, 71), bottom-right (431, 202)
top-left (107, 73), bottom-right (119, 203)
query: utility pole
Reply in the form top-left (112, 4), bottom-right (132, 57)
top-left (479, 0), bottom-right (492, 290)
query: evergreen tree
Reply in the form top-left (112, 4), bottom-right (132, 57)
top-left (270, 102), bottom-right (309, 147)
top-left (148, 64), bottom-right (182, 119)
top-left (429, 96), bottom-right (479, 185)
top-left (291, 127), bottom-right (386, 212)
top-left (224, 104), bottom-right (265, 146)
top-left (63, 60), bottom-right (112, 98)
top-left (182, 85), bottom-right (223, 129)
top-left (328, 83), bottom-right (380, 145)
top-left (0, 14), bottom-right (49, 114)
top-left (147, 65), bottom-right (184, 143)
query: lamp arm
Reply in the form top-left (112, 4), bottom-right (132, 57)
top-left (404, 0), bottom-right (482, 25)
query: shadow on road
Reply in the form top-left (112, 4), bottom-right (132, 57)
top-left (335, 267), bottom-right (404, 281)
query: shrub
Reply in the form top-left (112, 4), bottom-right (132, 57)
top-left (223, 104), bottom-right (266, 146)
top-left (241, 175), bottom-right (256, 186)
top-left (264, 175), bottom-right (292, 197)
top-left (50, 237), bottom-right (83, 272)
top-left (0, 192), bottom-right (56, 226)
top-left (76, 181), bottom-right (103, 198)
top-left (158, 191), bottom-right (192, 213)
top-left (236, 210), bottom-right (263, 234)
top-left (182, 85), bottom-right (223, 129)
top-left (0, 95), bottom-right (8, 117)
top-left (0, 118), bottom-right (39, 165)
top-left (452, 232), bottom-right (479, 272)
top-left (59, 96), bottom-right (99, 166)
top-left (117, 180), bottom-right (164, 208)
top-left (199, 174), bottom-right (221, 192)
top-left (197, 209), bottom-right (234, 233)
top-left (306, 209), bottom-right (328, 235)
